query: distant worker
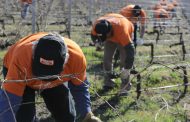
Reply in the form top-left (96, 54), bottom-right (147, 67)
top-left (159, 0), bottom-right (169, 9)
top-left (154, 8), bottom-right (170, 20)
top-left (153, 8), bottom-right (170, 30)
top-left (166, 3), bottom-right (177, 18)
top-left (172, 0), bottom-right (178, 7)
top-left (0, 32), bottom-right (102, 122)
top-left (152, 3), bottom-right (163, 10)
top-left (20, 0), bottom-right (32, 19)
top-left (91, 13), bottom-right (135, 95)
top-left (119, 4), bottom-right (147, 47)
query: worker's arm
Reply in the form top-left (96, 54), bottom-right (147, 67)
top-left (140, 9), bottom-right (146, 38)
top-left (68, 79), bottom-right (91, 120)
top-left (69, 79), bottom-right (102, 122)
top-left (69, 79), bottom-right (101, 122)
top-left (140, 25), bottom-right (145, 38)
top-left (0, 89), bottom-right (22, 121)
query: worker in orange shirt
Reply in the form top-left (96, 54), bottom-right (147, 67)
top-left (119, 5), bottom-right (147, 47)
top-left (152, 3), bottom-right (163, 10)
top-left (154, 8), bottom-right (170, 20)
top-left (172, 0), bottom-right (178, 7)
top-left (91, 13), bottom-right (135, 94)
top-left (0, 32), bottom-right (102, 122)
top-left (166, 3), bottom-right (177, 18)
top-left (20, 0), bottom-right (32, 19)
top-left (153, 8), bottom-right (171, 30)
top-left (159, 0), bottom-right (169, 9)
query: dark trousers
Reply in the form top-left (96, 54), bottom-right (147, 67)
top-left (2, 66), bottom-right (76, 122)
top-left (133, 23), bottom-right (138, 48)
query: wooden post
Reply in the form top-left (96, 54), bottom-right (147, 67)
top-left (31, 0), bottom-right (36, 33)
top-left (88, 0), bottom-right (93, 25)
top-left (67, 0), bottom-right (72, 38)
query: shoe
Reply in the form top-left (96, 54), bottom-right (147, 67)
top-left (118, 90), bottom-right (129, 96)
top-left (101, 79), bottom-right (116, 93)
top-left (103, 85), bottom-right (114, 91)
top-left (120, 79), bottom-right (131, 91)
top-left (118, 82), bottom-right (132, 96)
top-left (104, 79), bottom-right (116, 88)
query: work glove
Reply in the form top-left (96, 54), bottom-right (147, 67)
top-left (136, 38), bottom-right (144, 45)
top-left (109, 72), bottom-right (120, 79)
top-left (82, 112), bottom-right (102, 122)
top-left (120, 68), bottom-right (130, 79)
top-left (95, 42), bottom-right (103, 51)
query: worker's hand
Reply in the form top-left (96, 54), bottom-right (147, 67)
top-left (95, 42), bottom-right (103, 51)
top-left (136, 38), bottom-right (144, 45)
top-left (109, 72), bottom-right (120, 79)
top-left (82, 112), bottom-right (102, 122)
top-left (120, 68), bottom-right (130, 79)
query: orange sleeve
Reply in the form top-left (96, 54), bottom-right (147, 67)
top-left (2, 82), bottom-right (26, 97)
top-left (2, 55), bottom-right (27, 96)
top-left (67, 52), bottom-right (87, 85)
top-left (2, 45), bottom-right (33, 96)
top-left (113, 18), bottom-right (133, 46)
top-left (62, 38), bottom-right (87, 86)
top-left (70, 56), bottom-right (87, 85)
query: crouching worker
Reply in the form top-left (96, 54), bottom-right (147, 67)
top-left (0, 32), bottom-right (102, 122)
top-left (91, 13), bottom-right (135, 95)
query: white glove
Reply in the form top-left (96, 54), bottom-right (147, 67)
top-left (120, 68), bottom-right (130, 79)
top-left (136, 38), bottom-right (144, 45)
top-left (95, 42), bottom-right (103, 51)
top-left (82, 112), bottom-right (102, 122)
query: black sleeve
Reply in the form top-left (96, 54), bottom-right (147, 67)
top-left (2, 66), bottom-right (8, 79)
top-left (124, 43), bottom-right (135, 69)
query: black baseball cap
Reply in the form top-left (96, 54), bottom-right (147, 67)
top-left (95, 20), bottom-right (112, 41)
top-left (133, 5), bottom-right (142, 17)
top-left (32, 34), bottom-right (67, 79)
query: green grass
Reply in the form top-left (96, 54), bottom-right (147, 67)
top-left (83, 26), bottom-right (189, 122)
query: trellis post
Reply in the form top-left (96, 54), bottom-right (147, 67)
top-left (31, 0), bottom-right (36, 33)
top-left (88, 0), bottom-right (93, 25)
top-left (67, 0), bottom-right (72, 38)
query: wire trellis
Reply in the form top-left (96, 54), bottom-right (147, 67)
top-left (0, 0), bottom-right (190, 121)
